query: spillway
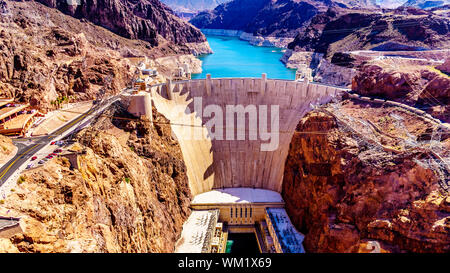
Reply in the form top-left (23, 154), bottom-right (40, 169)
top-left (145, 75), bottom-right (346, 196)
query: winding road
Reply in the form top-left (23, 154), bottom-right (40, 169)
top-left (0, 106), bottom-right (97, 187)
top-left (0, 90), bottom-right (128, 189)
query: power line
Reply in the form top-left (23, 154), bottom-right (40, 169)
top-left (55, 102), bottom-right (449, 134)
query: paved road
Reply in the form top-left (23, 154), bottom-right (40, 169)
top-left (0, 87), bottom-right (129, 188)
top-left (0, 106), bottom-right (97, 187)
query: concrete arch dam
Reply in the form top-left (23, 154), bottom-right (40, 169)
top-left (147, 76), bottom-right (346, 196)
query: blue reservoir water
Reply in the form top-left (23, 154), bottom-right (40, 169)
top-left (192, 35), bottom-right (296, 80)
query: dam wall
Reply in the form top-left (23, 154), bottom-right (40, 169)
top-left (149, 76), bottom-right (347, 196)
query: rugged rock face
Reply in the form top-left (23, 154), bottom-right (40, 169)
top-left (282, 100), bottom-right (450, 253)
top-left (402, 0), bottom-right (449, 9)
top-left (0, 3), bottom-right (134, 111)
top-left (0, 135), bottom-right (16, 163)
top-left (352, 59), bottom-right (450, 122)
top-left (370, 0), bottom-right (404, 8)
top-left (282, 6), bottom-right (450, 86)
top-left (0, 1), bottom-right (209, 111)
top-left (313, 57), bottom-right (356, 87)
top-left (287, 7), bottom-right (450, 58)
top-left (190, 0), bottom-right (333, 39)
top-left (34, 0), bottom-right (207, 49)
top-left (437, 58), bottom-right (450, 75)
top-left (0, 104), bottom-right (192, 253)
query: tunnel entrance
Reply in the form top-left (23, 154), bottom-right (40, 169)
top-left (226, 233), bottom-right (260, 254)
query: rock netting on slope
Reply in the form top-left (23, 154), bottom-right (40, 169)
top-left (352, 58), bottom-right (450, 122)
top-left (282, 100), bottom-right (450, 253)
top-left (0, 104), bottom-right (191, 253)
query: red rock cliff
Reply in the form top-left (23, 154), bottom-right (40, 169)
top-left (282, 100), bottom-right (450, 253)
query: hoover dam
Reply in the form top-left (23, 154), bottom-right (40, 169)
top-left (147, 75), bottom-right (346, 195)
top-left (126, 74), bottom-right (347, 253)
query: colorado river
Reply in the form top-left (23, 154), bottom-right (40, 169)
top-left (192, 35), bottom-right (296, 79)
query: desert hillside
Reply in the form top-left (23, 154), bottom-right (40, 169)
top-left (0, 103), bottom-right (191, 253)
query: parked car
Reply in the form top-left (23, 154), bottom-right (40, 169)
top-left (50, 153), bottom-right (57, 156)
top-left (26, 163), bottom-right (34, 169)
top-left (31, 156), bottom-right (37, 160)
top-left (46, 155), bottom-right (53, 159)
top-left (38, 160), bottom-right (45, 164)
top-left (51, 141), bottom-right (56, 145)
top-left (54, 149), bottom-right (62, 153)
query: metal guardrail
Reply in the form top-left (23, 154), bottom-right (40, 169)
top-left (148, 77), bottom-right (350, 92)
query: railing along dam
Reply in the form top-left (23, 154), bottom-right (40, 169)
top-left (145, 76), bottom-right (346, 196)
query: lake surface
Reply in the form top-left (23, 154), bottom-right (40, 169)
top-left (192, 35), bottom-right (296, 80)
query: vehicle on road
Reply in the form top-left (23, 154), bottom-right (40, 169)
top-left (31, 156), bottom-right (37, 160)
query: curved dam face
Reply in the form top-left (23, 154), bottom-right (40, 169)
top-left (149, 76), bottom-right (345, 196)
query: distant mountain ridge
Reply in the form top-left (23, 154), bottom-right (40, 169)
top-left (161, 0), bottom-right (229, 12)
top-left (375, 0), bottom-right (406, 8)
top-left (190, 0), bottom-right (336, 38)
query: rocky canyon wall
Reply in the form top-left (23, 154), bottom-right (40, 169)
top-left (0, 135), bottom-right (16, 164)
top-left (0, 104), bottom-right (192, 253)
top-left (0, 1), bottom-right (210, 111)
top-left (33, 0), bottom-right (208, 51)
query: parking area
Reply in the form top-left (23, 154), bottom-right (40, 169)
top-left (25, 141), bottom-right (67, 170)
